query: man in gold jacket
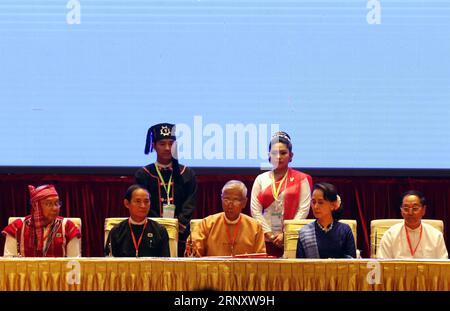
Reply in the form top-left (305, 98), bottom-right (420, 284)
top-left (189, 180), bottom-right (266, 257)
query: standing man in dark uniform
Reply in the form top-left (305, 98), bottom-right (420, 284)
top-left (135, 123), bottom-right (197, 256)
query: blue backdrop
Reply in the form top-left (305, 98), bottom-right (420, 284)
top-left (1, 0), bottom-right (449, 168)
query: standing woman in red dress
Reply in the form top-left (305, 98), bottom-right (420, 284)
top-left (251, 132), bottom-right (312, 257)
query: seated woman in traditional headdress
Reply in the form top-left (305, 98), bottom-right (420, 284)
top-left (2, 184), bottom-right (81, 257)
top-left (296, 182), bottom-right (356, 259)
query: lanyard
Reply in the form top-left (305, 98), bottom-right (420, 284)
top-left (404, 224), bottom-right (423, 257)
top-left (42, 225), bottom-right (51, 242)
top-left (271, 170), bottom-right (288, 201)
top-left (155, 165), bottom-right (173, 203)
top-left (42, 221), bottom-right (59, 257)
top-left (224, 215), bottom-right (242, 255)
top-left (128, 219), bottom-right (148, 257)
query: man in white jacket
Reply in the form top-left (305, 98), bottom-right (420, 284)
top-left (378, 190), bottom-right (448, 259)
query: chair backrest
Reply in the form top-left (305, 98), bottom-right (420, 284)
top-left (370, 219), bottom-right (444, 258)
top-left (104, 217), bottom-right (179, 257)
top-left (283, 219), bottom-right (358, 258)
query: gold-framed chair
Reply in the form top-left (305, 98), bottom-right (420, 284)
top-left (370, 219), bottom-right (444, 258)
top-left (283, 219), bottom-right (358, 258)
top-left (104, 217), bottom-right (179, 257)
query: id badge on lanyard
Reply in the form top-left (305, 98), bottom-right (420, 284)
top-left (155, 165), bottom-right (175, 218)
top-left (163, 203), bottom-right (176, 218)
top-left (271, 210), bottom-right (283, 233)
top-left (271, 171), bottom-right (287, 234)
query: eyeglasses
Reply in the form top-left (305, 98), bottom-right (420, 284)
top-left (42, 200), bottom-right (62, 208)
top-left (400, 205), bottom-right (423, 213)
top-left (132, 200), bottom-right (150, 206)
top-left (222, 198), bottom-right (243, 205)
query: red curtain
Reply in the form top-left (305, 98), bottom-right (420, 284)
top-left (1, 174), bottom-right (449, 257)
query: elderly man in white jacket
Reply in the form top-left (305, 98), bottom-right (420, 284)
top-left (378, 190), bottom-right (448, 259)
